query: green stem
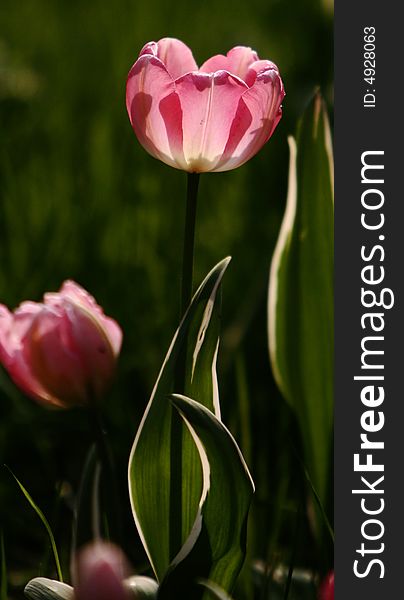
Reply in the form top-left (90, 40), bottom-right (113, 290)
top-left (169, 172), bottom-right (200, 562)
top-left (283, 500), bottom-right (303, 600)
top-left (181, 172), bottom-right (200, 316)
top-left (90, 408), bottom-right (122, 547)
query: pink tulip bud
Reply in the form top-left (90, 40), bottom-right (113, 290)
top-left (74, 542), bottom-right (130, 600)
top-left (318, 571), bottom-right (334, 600)
top-left (126, 38), bottom-right (285, 173)
top-left (0, 281), bottom-right (122, 408)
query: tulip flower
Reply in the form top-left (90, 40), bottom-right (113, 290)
top-left (74, 542), bottom-right (130, 600)
top-left (126, 38), bottom-right (285, 173)
top-left (25, 542), bottom-right (159, 600)
top-left (0, 281), bottom-right (122, 408)
top-left (318, 571), bottom-right (334, 600)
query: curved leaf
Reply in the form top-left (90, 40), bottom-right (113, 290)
top-left (128, 258), bottom-right (230, 581)
top-left (124, 576), bottom-right (159, 599)
top-left (197, 580), bottom-right (235, 600)
top-left (268, 92), bottom-right (334, 509)
top-left (158, 394), bottom-right (254, 599)
top-left (5, 467), bottom-right (63, 582)
top-left (24, 578), bottom-right (73, 600)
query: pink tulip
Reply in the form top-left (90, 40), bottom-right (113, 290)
top-left (74, 542), bottom-right (130, 600)
top-left (126, 38), bottom-right (285, 173)
top-left (318, 571), bottom-right (334, 600)
top-left (0, 281), bottom-right (122, 408)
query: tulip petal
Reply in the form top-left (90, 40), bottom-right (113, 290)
top-left (50, 281), bottom-right (122, 357)
top-left (214, 68), bottom-right (284, 172)
top-left (175, 70), bottom-right (248, 172)
top-left (139, 41), bottom-right (158, 58)
top-left (200, 46), bottom-right (259, 83)
top-left (0, 283), bottom-right (122, 408)
top-left (127, 40), bottom-right (285, 172)
top-left (244, 59), bottom-right (280, 87)
top-left (126, 55), bottom-right (186, 169)
top-left (74, 543), bottom-right (129, 600)
top-left (6, 302), bottom-right (43, 357)
top-left (27, 303), bottom-right (117, 405)
top-left (0, 304), bottom-right (63, 407)
top-left (65, 302), bottom-right (117, 399)
top-left (0, 305), bottom-right (14, 364)
top-left (156, 38), bottom-right (198, 79)
top-left (26, 307), bottom-right (89, 405)
top-left (5, 344), bottom-right (62, 407)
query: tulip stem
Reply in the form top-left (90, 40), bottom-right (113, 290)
top-left (91, 408), bottom-right (122, 547)
top-left (181, 172), bottom-right (200, 316)
top-left (169, 172), bottom-right (200, 562)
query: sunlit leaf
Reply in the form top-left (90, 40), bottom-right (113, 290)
top-left (158, 394), bottom-right (254, 599)
top-left (124, 575), bottom-right (159, 599)
top-left (24, 578), bottom-right (73, 600)
top-left (268, 92), bottom-right (334, 509)
top-left (197, 579), bottom-right (235, 600)
top-left (5, 466), bottom-right (64, 582)
top-left (128, 258), bottom-right (230, 581)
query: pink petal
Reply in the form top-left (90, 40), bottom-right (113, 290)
top-left (175, 70), bottom-right (248, 172)
top-left (244, 59), bottom-right (280, 87)
top-left (7, 347), bottom-right (63, 407)
top-left (74, 543), bottom-right (129, 600)
top-left (51, 280), bottom-right (95, 307)
top-left (26, 307), bottom-right (89, 406)
top-left (0, 305), bottom-right (13, 364)
top-left (138, 41), bottom-right (158, 58)
top-left (126, 55), bottom-right (186, 170)
top-left (156, 37), bottom-right (198, 79)
top-left (65, 302), bottom-right (117, 399)
top-left (96, 316), bottom-right (122, 358)
top-left (0, 305), bottom-right (63, 407)
top-left (50, 281), bottom-right (123, 357)
top-left (11, 302), bottom-right (44, 350)
top-left (200, 46), bottom-right (259, 82)
top-left (214, 68), bottom-right (284, 172)
top-left (1, 283), bottom-right (122, 408)
top-left (27, 302), bottom-right (117, 406)
top-left (319, 572), bottom-right (334, 600)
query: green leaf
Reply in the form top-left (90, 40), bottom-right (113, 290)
top-left (197, 580), bottom-right (235, 600)
top-left (158, 394), bottom-right (254, 599)
top-left (24, 578), bottom-right (73, 600)
top-left (128, 258), bottom-right (231, 581)
top-left (5, 466), bottom-right (64, 582)
top-left (268, 92), bottom-right (334, 510)
top-left (24, 576), bottom-right (159, 600)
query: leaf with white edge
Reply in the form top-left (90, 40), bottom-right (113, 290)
top-left (124, 576), bottom-right (159, 599)
top-left (197, 580), bottom-right (235, 600)
top-left (24, 578), bottom-right (73, 600)
top-left (129, 258), bottom-right (230, 581)
top-left (158, 394), bottom-right (254, 599)
top-left (268, 92), bottom-right (334, 511)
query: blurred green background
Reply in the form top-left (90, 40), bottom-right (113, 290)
top-left (0, 0), bottom-right (333, 597)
